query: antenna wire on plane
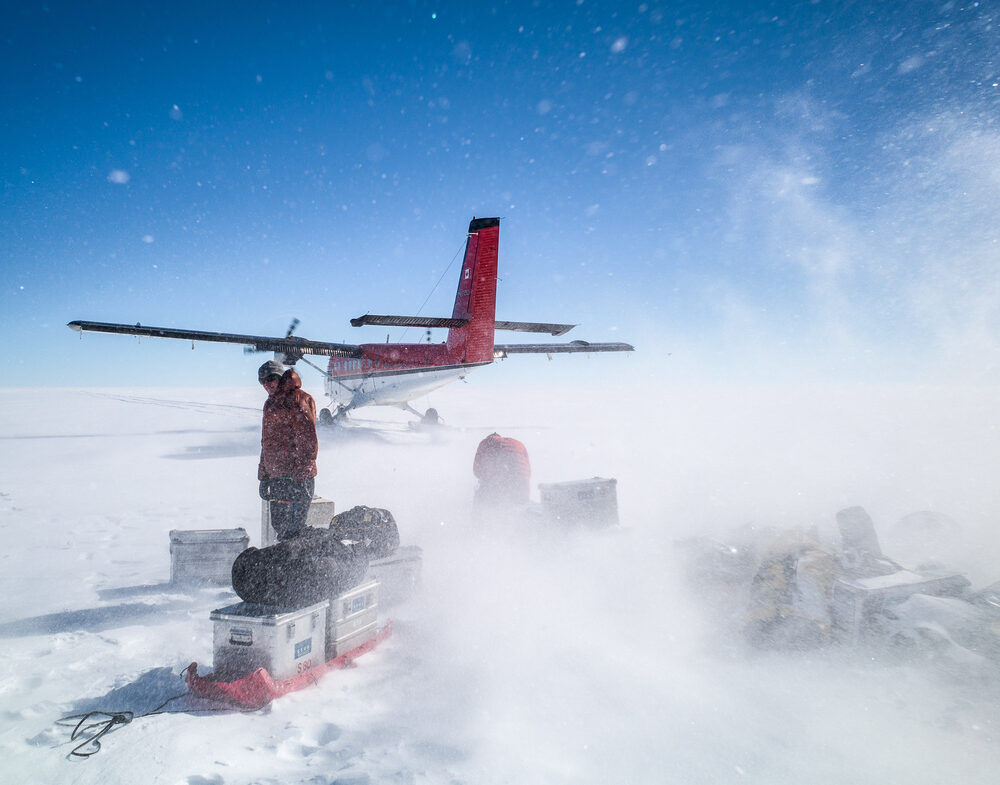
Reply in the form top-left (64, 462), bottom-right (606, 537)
top-left (397, 238), bottom-right (467, 343)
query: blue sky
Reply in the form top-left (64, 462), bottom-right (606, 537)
top-left (3, 1), bottom-right (999, 388)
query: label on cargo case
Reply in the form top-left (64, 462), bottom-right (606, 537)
top-left (294, 638), bottom-right (312, 659)
top-left (230, 627), bottom-right (253, 646)
top-left (342, 594), bottom-right (369, 616)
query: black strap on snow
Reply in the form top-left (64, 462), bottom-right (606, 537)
top-left (57, 711), bottom-right (135, 757)
top-left (54, 677), bottom-right (263, 757)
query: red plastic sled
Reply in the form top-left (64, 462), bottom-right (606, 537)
top-left (185, 620), bottom-right (392, 709)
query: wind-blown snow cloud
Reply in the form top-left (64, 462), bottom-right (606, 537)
top-left (689, 103), bottom-right (1000, 384)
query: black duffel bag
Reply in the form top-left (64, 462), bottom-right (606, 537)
top-left (231, 527), bottom-right (369, 607)
top-left (329, 505), bottom-right (400, 559)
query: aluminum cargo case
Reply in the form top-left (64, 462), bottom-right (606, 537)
top-left (538, 477), bottom-right (619, 528)
top-left (832, 569), bottom-right (970, 643)
top-left (170, 528), bottom-right (249, 584)
top-left (328, 580), bottom-right (379, 658)
top-left (211, 600), bottom-right (328, 681)
top-left (364, 546), bottom-right (422, 607)
top-left (261, 496), bottom-right (336, 547)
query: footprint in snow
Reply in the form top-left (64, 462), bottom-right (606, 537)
top-left (310, 722), bottom-right (342, 746)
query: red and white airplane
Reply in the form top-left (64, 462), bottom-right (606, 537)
top-left (68, 217), bottom-right (633, 422)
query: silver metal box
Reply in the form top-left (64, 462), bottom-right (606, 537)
top-left (306, 497), bottom-right (337, 529)
top-left (261, 496), bottom-right (336, 547)
top-left (364, 546), bottom-right (422, 607)
top-left (538, 477), bottom-right (619, 528)
top-left (327, 581), bottom-right (379, 658)
top-left (211, 600), bottom-right (328, 681)
top-left (169, 528), bottom-right (249, 584)
top-left (831, 569), bottom-right (970, 643)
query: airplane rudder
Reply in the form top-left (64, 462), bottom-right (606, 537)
top-left (447, 217), bottom-right (500, 360)
top-left (469, 216), bottom-right (500, 284)
top-left (465, 217), bottom-right (499, 361)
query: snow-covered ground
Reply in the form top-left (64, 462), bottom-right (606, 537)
top-left (2, 380), bottom-right (1000, 784)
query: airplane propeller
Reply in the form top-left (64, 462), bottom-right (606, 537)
top-left (243, 319), bottom-right (302, 362)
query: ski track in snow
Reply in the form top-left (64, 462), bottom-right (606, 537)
top-left (1, 385), bottom-right (999, 784)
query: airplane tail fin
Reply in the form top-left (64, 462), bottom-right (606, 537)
top-left (446, 217), bottom-right (500, 363)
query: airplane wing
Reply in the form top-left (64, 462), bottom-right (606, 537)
top-left (493, 340), bottom-right (634, 356)
top-left (67, 320), bottom-right (363, 360)
top-left (351, 314), bottom-right (576, 336)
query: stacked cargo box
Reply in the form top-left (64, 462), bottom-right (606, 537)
top-left (169, 528), bottom-right (250, 584)
top-left (327, 580), bottom-right (379, 657)
top-left (210, 579), bottom-right (383, 681)
top-left (538, 477), bottom-right (619, 528)
top-left (210, 600), bottom-right (329, 681)
top-left (211, 581), bottom-right (382, 681)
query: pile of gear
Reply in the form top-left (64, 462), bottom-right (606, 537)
top-left (233, 505), bottom-right (400, 607)
top-left (678, 506), bottom-right (1000, 670)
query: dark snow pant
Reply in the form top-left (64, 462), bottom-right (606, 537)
top-left (262, 477), bottom-right (314, 540)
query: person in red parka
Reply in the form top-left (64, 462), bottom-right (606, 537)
top-left (257, 360), bottom-right (318, 540)
top-left (473, 432), bottom-right (531, 510)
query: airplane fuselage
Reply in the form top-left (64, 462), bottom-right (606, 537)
top-left (324, 342), bottom-right (491, 409)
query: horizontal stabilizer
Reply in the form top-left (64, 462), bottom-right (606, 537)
top-left (67, 320), bottom-right (363, 359)
top-left (494, 321), bottom-right (576, 336)
top-left (494, 340), bottom-right (634, 356)
top-left (350, 314), bottom-right (469, 329)
top-left (351, 314), bottom-right (574, 336)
